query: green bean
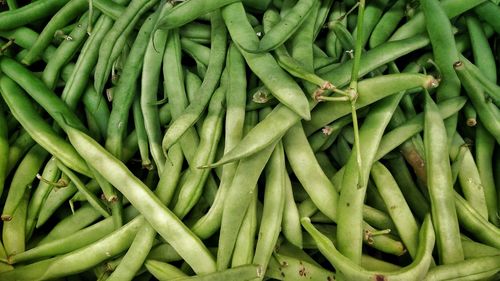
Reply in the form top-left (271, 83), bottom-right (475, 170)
top-left (221, 2), bottom-right (259, 51)
top-left (92, 0), bottom-right (124, 19)
top-left (1, 144), bottom-right (48, 221)
top-left (181, 37), bottom-right (211, 67)
top-left (231, 191), bottom-right (257, 267)
top-left (6, 129), bottom-right (35, 175)
top-left (61, 16), bottom-right (112, 109)
top-left (454, 61), bottom-right (500, 142)
top-left (423, 255), bottom-right (500, 281)
top-left (376, 96), bottom-right (467, 161)
top-left (324, 1), bottom-right (345, 61)
top-left (210, 73), bottom-right (437, 168)
top-left (145, 260), bottom-right (188, 280)
top-left (283, 123), bottom-right (338, 221)
top-left (156, 0), bottom-right (238, 30)
top-left (36, 180), bottom-right (77, 228)
top-left (21, 0), bottom-right (89, 65)
top-left (0, 0), bottom-right (69, 30)
top-left (371, 162), bottom-right (419, 258)
top-left (0, 57), bottom-right (88, 134)
top-left (336, 90), bottom-right (404, 265)
top-left (474, 1), bottom-right (500, 34)
top-left (252, 141), bottom-right (285, 277)
top-left (386, 156), bottom-right (430, 222)
top-left (390, 0), bottom-right (487, 41)
top-left (180, 22), bottom-right (211, 43)
top-left (455, 192), bottom-right (500, 249)
top-left (424, 92), bottom-right (464, 264)
top-left (167, 264), bottom-right (262, 281)
top-left (172, 85), bottom-right (225, 219)
top-left (81, 86), bottom-right (110, 141)
top-left (0, 106), bottom-right (8, 197)
top-left (190, 44), bottom-right (247, 239)
top-left (369, 0), bottom-right (405, 48)
top-left (0, 216), bottom-right (145, 281)
top-left (37, 203), bottom-right (104, 245)
top-left (147, 244), bottom-right (183, 263)
top-left (361, 255), bottom-right (402, 272)
top-left (161, 11), bottom-right (227, 152)
top-left (94, 0), bottom-right (159, 95)
top-left (255, 0), bottom-right (316, 53)
top-left (267, 251), bottom-right (335, 281)
top-left (458, 55), bottom-right (500, 104)
top-left (462, 239), bottom-right (500, 259)
top-left (42, 12), bottom-right (96, 89)
top-left (302, 215), bottom-right (435, 281)
top-left (105, 8), bottom-right (161, 159)
top-left (217, 135), bottom-right (277, 269)
top-left (141, 11), bottom-right (170, 173)
top-left (10, 216), bottom-right (118, 264)
top-left (449, 133), bottom-right (488, 219)
top-left (2, 190), bottom-right (29, 257)
top-left (466, 14), bottom-right (497, 83)
top-left (132, 94), bottom-right (152, 169)
top-left (475, 124), bottom-right (499, 226)
top-left (64, 124), bottom-right (216, 273)
top-left (352, 0), bottom-right (391, 48)
top-left (281, 171), bottom-right (303, 249)
top-left (56, 160), bottom-right (110, 218)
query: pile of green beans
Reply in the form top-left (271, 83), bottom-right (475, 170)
top-left (0, 0), bottom-right (499, 280)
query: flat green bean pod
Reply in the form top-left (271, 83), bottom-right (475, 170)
top-left (156, 0), bottom-right (239, 30)
top-left (0, 75), bottom-right (91, 177)
top-left (64, 125), bottom-right (216, 274)
top-left (301, 215), bottom-right (435, 281)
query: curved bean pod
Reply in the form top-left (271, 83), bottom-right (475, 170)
top-left (64, 125), bottom-right (216, 274)
top-left (301, 215), bottom-right (435, 281)
top-left (0, 75), bottom-right (91, 177)
top-left (0, 0), bottom-right (69, 30)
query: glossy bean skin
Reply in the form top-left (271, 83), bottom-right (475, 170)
top-left (283, 123), bottom-right (338, 221)
top-left (466, 14), bottom-right (497, 83)
top-left (255, 0), bottom-right (316, 53)
top-left (252, 141), bottom-right (286, 278)
top-left (369, 0), bottom-right (405, 48)
top-left (64, 125), bottom-right (216, 274)
top-left (0, 57), bottom-right (88, 134)
top-left (141, 15), bottom-right (169, 172)
top-left (41, 13), bottom-right (94, 89)
top-left (211, 72), bottom-right (436, 167)
top-left (475, 124), bottom-right (499, 226)
top-left (2, 190), bottom-right (29, 257)
top-left (161, 11), bottom-right (227, 152)
top-left (190, 44), bottom-right (247, 239)
top-left (371, 162), bottom-right (419, 258)
top-left (390, 0), bottom-right (486, 41)
top-left (455, 193), bottom-right (500, 249)
top-left (105, 9), bottom-right (161, 159)
top-left (94, 0), bottom-right (158, 95)
top-left (21, 0), bottom-right (89, 65)
top-left (0, 75), bottom-right (91, 177)
top-left (0, 0), bottom-right (69, 30)
top-left (172, 86), bottom-right (225, 219)
top-left (1, 144), bottom-right (47, 221)
top-left (336, 91), bottom-right (405, 265)
top-left (423, 255), bottom-right (500, 281)
top-left (424, 93), bottom-right (464, 264)
top-left (474, 1), bottom-right (500, 33)
top-left (0, 216), bottom-right (145, 281)
top-left (156, 0), bottom-right (239, 30)
top-left (217, 137), bottom-right (277, 269)
top-left (302, 215), bottom-right (435, 281)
